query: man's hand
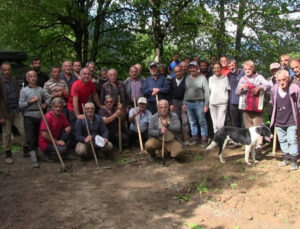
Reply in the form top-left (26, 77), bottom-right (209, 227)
top-left (84, 135), bottom-right (92, 143)
top-left (241, 83), bottom-right (248, 90)
top-left (104, 138), bottom-right (108, 145)
top-left (182, 104), bottom-right (187, 112)
top-left (117, 102), bottom-right (122, 110)
top-left (133, 108), bottom-right (138, 116)
top-left (76, 114), bottom-right (85, 120)
top-left (161, 119), bottom-right (168, 127)
top-left (204, 106), bottom-right (209, 113)
top-left (0, 118), bottom-right (5, 124)
top-left (115, 109), bottom-right (121, 117)
top-left (41, 103), bottom-right (47, 109)
top-left (55, 86), bottom-right (64, 92)
top-left (56, 140), bottom-right (66, 146)
top-left (29, 96), bottom-right (39, 104)
top-left (170, 105), bottom-right (175, 111)
top-left (151, 88), bottom-right (160, 96)
top-left (161, 127), bottom-right (166, 135)
top-left (251, 86), bottom-right (260, 95)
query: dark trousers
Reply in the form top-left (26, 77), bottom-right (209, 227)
top-left (229, 104), bottom-right (244, 128)
top-left (44, 131), bottom-right (72, 159)
top-left (109, 131), bottom-right (129, 148)
top-left (147, 102), bottom-right (157, 114)
top-left (24, 116), bottom-right (41, 151)
top-left (128, 129), bottom-right (148, 147)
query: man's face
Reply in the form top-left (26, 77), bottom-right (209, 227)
top-left (32, 60), bottom-right (41, 72)
top-left (85, 105), bottom-right (95, 117)
top-left (129, 67), bottom-right (138, 79)
top-left (73, 61), bottom-right (81, 73)
top-left (158, 102), bottom-right (168, 116)
top-left (105, 98), bottom-right (114, 109)
top-left (271, 68), bottom-right (280, 76)
top-left (220, 57), bottom-right (228, 68)
top-left (228, 62), bottom-right (237, 73)
top-left (101, 71), bottom-right (107, 80)
top-left (158, 67), bottom-right (166, 76)
top-left (174, 67), bottom-right (183, 79)
top-left (63, 61), bottom-right (72, 74)
top-left (211, 56), bottom-right (217, 64)
top-left (213, 64), bottom-right (222, 76)
top-left (200, 62), bottom-right (208, 73)
top-left (26, 71), bottom-right (37, 85)
top-left (51, 68), bottom-right (60, 80)
top-left (138, 103), bottom-right (146, 112)
top-left (150, 66), bottom-right (158, 76)
top-left (277, 74), bottom-right (289, 90)
top-left (194, 56), bottom-right (199, 62)
top-left (108, 70), bottom-right (117, 83)
top-left (173, 54), bottom-right (179, 62)
top-left (52, 103), bottom-right (63, 116)
top-left (87, 64), bottom-right (95, 74)
top-left (135, 64), bottom-right (142, 75)
top-left (280, 56), bottom-right (290, 69)
top-left (189, 65), bottom-right (198, 76)
top-left (290, 61), bottom-right (300, 77)
top-left (243, 65), bottom-right (254, 77)
top-left (81, 68), bottom-right (91, 84)
top-left (1, 64), bottom-right (11, 78)
top-left (179, 62), bottom-right (188, 75)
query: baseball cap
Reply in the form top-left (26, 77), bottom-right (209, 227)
top-left (189, 61), bottom-right (199, 67)
top-left (270, 62), bottom-right (280, 70)
top-left (149, 62), bottom-right (157, 68)
top-left (138, 97), bottom-right (147, 104)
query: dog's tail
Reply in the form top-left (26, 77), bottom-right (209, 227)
top-left (206, 141), bottom-right (217, 150)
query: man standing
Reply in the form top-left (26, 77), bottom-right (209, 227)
top-left (124, 66), bottom-right (144, 107)
top-left (25, 56), bottom-right (49, 87)
top-left (290, 58), bottom-right (300, 87)
top-left (19, 70), bottom-right (51, 167)
top-left (270, 70), bottom-right (299, 170)
top-left (97, 67), bottom-right (108, 96)
top-left (182, 61), bottom-right (209, 147)
top-left (220, 56), bottom-right (230, 76)
top-left (280, 54), bottom-right (295, 78)
top-left (0, 62), bottom-right (27, 163)
top-left (145, 99), bottom-right (183, 161)
top-left (199, 60), bottom-right (212, 81)
top-left (128, 97), bottom-right (152, 147)
top-left (44, 66), bottom-right (69, 107)
top-left (168, 53), bottom-right (181, 78)
top-left (67, 67), bottom-right (102, 130)
top-left (60, 60), bottom-right (78, 91)
top-left (179, 61), bottom-right (189, 77)
top-left (73, 60), bottom-right (81, 78)
top-left (75, 102), bottom-right (113, 160)
top-left (169, 66), bottom-right (191, 145)
top-left (228, 59), bottom-right (245, 128)
top-left (142, 62), bottom-right (169, 114)
top-left (39, 98), bottom-right (72, 160)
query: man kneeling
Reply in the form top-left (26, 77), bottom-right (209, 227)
top-left (145, 99), bottom-right (183, 161)
top-left (75, 102), bottom-right (113, 160)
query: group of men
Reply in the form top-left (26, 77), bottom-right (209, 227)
top-left (0, 53), bottom-right (299, 170)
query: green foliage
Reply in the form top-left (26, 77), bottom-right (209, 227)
top-left (184, 223), bottom-right (206, 229)
top-left (196, 179), bottom-right (209, 195)
top-left (222, 175), bottom-right (230, 181)
top-left (196, 155), bottom-right (204, 161)
top-left (230, 183), bottom-right (238, 190)
top-left (117, 157), bottom-right (131, 165)
top-left (173, 194), bottom-right (192, 202)
top-left (11, 145), bottom-right (21, 153)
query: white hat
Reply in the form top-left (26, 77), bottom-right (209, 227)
top-left (138, 97), bottom-right (147, 104)
top-left (270, 62), bottom-right (281, 70)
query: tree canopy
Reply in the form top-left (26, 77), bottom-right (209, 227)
top-left (0, 0), bottom-right (299, 77)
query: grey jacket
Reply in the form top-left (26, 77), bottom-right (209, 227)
top-left (148, 111), bottom-right (181, 138)
top-left (123, 76), bottom-right (145, 103)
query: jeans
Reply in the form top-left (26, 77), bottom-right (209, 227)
top-left (185, 101), bottom-right (208, 137)
top-left (276, 125), bottom-right (298, 157)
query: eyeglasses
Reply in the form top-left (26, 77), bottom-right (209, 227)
top-left (105, 101), bottom-right (113, 104)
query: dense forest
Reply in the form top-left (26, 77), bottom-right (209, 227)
top-left (0, 0), bottom-right (299, 77)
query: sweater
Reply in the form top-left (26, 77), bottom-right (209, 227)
top-left (208, 75), bottom-right (231, 105)
top-left (184, 74), bottom-right (209, 106)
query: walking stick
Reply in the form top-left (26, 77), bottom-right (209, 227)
top-left (37, 102), bottom-right (70, 172)
top-left (133, 98), bottom-right (144, 153)
top-left (118, 96), bottom-right (122, 152)
top-left (272, 126), bottom-right (277, 156)
top-left (82, 104), bottom-right (99, 166)
top-left (155, 94), bottom-right (166, 166)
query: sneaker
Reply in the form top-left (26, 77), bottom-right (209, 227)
top-left (5, 157), bottom-right (13, 164)
top-left (278, 160), bottom-right (290, 167)
top-left (290, 163), bottom-right (299, 171)
top-left (32, 161), bottom-right (40, 168)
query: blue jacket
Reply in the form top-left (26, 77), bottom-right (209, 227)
top-left (142, 75), bottom-right (169, 102)
top-left (228, 68), bottom-right (244, 105)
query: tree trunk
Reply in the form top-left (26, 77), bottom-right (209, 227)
top-left (235, 0), bottom-right (246, 61)
top-left (216, 0), bottom-right (226, 58)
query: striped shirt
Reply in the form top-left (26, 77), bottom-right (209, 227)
top-left (44, 78), bottom-right (69, 105)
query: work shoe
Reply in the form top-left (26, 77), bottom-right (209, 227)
top-left (23, 146), bottom-right (30, 158)
top-left (290, 156), bottom-right (298, 171)
top-left (30, 150), bottom-right (40, 168)
top-left (278, 154), bottom-right (290, 167)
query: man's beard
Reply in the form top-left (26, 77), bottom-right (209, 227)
top-left (33, 66), bottom-right (41, 72)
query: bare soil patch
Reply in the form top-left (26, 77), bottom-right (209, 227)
top-left (1, 139), bottom-right (300, 229)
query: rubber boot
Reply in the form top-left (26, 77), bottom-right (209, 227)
top-left (30, 150), bottom-right (40, 168)
top-left (290, 156), bottom-right (298, 171)
top-left (23, 146), bottom-right (30, 158)
top-left (278, 154), bottom-right (290, 167)
top-left (5, 150), bottom-right (13, 164)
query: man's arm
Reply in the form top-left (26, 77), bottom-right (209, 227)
top-left (93, 92), bottom-right (102, 109)
top-left (102, 110), bottom-right (120, 125)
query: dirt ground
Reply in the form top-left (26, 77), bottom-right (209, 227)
top-left (1, 138), bottom-right (300, 229)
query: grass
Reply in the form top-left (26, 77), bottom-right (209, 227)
top-left (248, 175), bottom-right (258, 181)
top-left (196, 155), bottom-right (204, 161)
top-left (184, 223), bottom-right (206, 229)
top-left (117, 157), bottom-right (131, 165)
top-left (173, 194), bottom-right (192, 202)
top-left (230, 183), bottom-right (238, 190)
top-left (222, 175), bottom-right (230, 180)
top-left (196, 179), bottom-right (209, 195)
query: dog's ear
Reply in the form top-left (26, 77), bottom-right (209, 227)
top-left (255, 127), bottom-right (263, 135)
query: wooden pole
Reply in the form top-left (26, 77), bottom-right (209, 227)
top-left (134, 98), bottom-right (144, 152)
top-left (82, 104), bottom-right (99, 166)
top-left (272, 126), bottom-right (277, 156)
top-left (118, 96), bottom-right (122, 152)
top-left (155, 94), bottom-right (166, 165)
top-left (37, 102), bottom-right (65, 171)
